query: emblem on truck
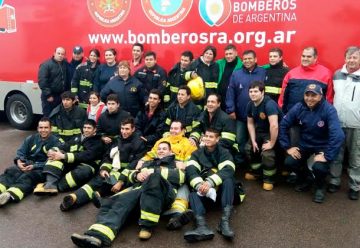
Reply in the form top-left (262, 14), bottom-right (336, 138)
top-left (0, 1), bottom-right (16, 33)
top-left (87, 0), bottom-right (131, 27)
top-left (199, 0), bottom-right (231, 27)
top-left (141, 0), bottom-right (193, 27)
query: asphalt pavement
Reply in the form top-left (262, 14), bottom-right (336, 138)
top-left (0, 119), bottom-right (359, 248)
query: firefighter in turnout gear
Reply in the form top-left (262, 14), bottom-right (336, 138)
top-left (184, 128), bottom-right (236, 242)
top-left (33, 119), bottom-right (104, 195)
top-left (60, 118), bottom-right (146, 211)
top-left (49, 91), bottom-right (87, 142)
top-left (71, 141), bottom-right (185, 247)
top-left (0, 118), bottom-right (61, 206)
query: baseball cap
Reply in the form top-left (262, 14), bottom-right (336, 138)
top-left (304, 84), bottom-right (323, 95)
top-left (73, 46), bottom-right (83, 54)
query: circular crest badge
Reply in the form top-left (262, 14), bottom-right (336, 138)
top-left (317, 120), bottom-right (324, 127)
top-left (259, 112), bottom-right (267, 120)
top-left (141, 0), bottom-right (193, 27)
top-left (87, 0), bottom-right (131, 27)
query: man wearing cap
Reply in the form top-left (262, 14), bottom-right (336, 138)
top-left (279, 84), bottom-right (344, 203)
top-left (38, 47), bottom-right (68, 117)
top-left (329, 46), bottom-right (360, 200)
top-left (68, 46), bottom-right (85, 83)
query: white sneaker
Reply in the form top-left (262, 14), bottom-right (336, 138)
top-left (0, 192), bottom-right (11, 206)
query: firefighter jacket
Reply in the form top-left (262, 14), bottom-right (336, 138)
top-left (199, 108), bottom-right (236, 150)
top-left (135, 106), bottom-right (166, 149)
top-left (71, 60), bottom-right (100, 108)
top-left (100, 132), bottom-right (146, 175)
top-left (167, 62), bottom-right (188, 105)
top-left (164, 101), bottom-right (202, 141)
top-left (134, 64), bottom-right (167, 100)
top-left (279, 98), bottom-right (344, 162)
top-left (184, 57), bottom-right (219, 99)
top-left (49, 104), bottom-right (87, 142)
top-left (96, 109), bottom-right (131, 139)
top-left (58, 134), bottom-right (104, 170)
top-left (143, 132), bottom-right (197, 162)
top-left (119, 155), bottom-right (185, 190)
top-left (278, 62), bottom-right (333, 113)
top-left (100, 75), bottom-right (146, 117)
top-left (186, 144), bottom-right (236, 190)
top-left (14, 133), bottom-right (62, 170)
top-left (264, 60), bottom-right (289, 102)
top-left (38, 57), bottom-right (68, 97)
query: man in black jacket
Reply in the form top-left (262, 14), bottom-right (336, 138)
top-left (38, 47), bottom-right (68, 117)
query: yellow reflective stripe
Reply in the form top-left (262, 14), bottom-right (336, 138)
top-left (192, 120), bottom-right (201, 127)
top-left (204, 82), bottom-right (217, 88)
top-left (165, 118), bottom-right (171, 125)
top-left (218, 160), bottom-right (236, 171)
top-left (232, 143), bottom-right (239, 152)
top-left (65, 172), bottom-right (77, 188)
top-left (186, 125), bottom-right (193, 133)
top-left (128, 170), bottom-right (137, 183)
top-left (0, 183), bottom-right (6, 193)
top-left (209, 174), bottom-right (222, 186)
top-left (164, 95), bottom-right (170, 102)
top-left (67, 153), bottom-right (75, 163)
top-left (100, 163), bottom-right (112, 171)
top-left (170, 198), bottom-right (188, 212)
top-left (170, 86), bottom-right (179, 93)
top-left (251, 163), bottom-right (262, 170)
top-left (187, 160), bottom-right (201, 171)
top-left (8, 187), bottom-right (24, 200)
top-left (31, 145), bottom-right (36, 151)
top-left (160, 167), bottom-right (169, 179)
top-left (89, 224), bottom-right (115, 241)
top-left (71, 87), bottom-right (78, 93)
top-left (121, 162), bottom-right (129, 168)
top-left (70, 145), bottom-right (78, 152)
top-left (179, 170), bottom-right (185, 184)
top-left (79, 102), bottom-right (88, 109)
top-left (263, 169), bottom-right (277, 176)
top-left (221, 132), bottom-right (236, 142)
top-left (190, 177), bottom-right (203, 188)
top-left (110, 171), bottom-right (121, 180)
top-left (52, 126), bottom-right (58, 133)
top-left (191, 132), bottom-right (201, 140)
top-left (142, 168), bottom-right (154, 174)
top-left (265, 86), bottom-right (281, 94)
top-left (58, 129), bottom-right (82, 136)
top-left (82, 184), bottom-right (94, 199)
top-left (140, 209), bottom-right (160, 223)
top-left (47, 160), bottom-right (64, 170)
top-left (211, 168), bottom-right (218, 173)
top-left (79, 80), bottom-right (92, 87)
top-left (43, 146), bottom-right (48, 154)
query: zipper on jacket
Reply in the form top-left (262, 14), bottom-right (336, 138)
top-left (352, 86), bottom-right (355, 101)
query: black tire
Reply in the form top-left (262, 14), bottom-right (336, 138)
top-left (5, 94), bottom-right (34, 130)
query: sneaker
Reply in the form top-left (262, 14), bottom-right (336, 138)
top-left (71, 233), bottom-right (102, 248)
top-left (60, 194), bottom-right (76, 211)
top-left (0, 192), bottom-right (11, 206)
top-left (263, 183), bottom-right (274, 191)
top-left (327, 184), bottom-right (340, 193)
top-left (244, 172), bottom-right (257, 181)
top-left (166, 210), bottom-right (194, 230)
top-left (138, 228), bottom-right (152, 240)
top-left (348, 189), bottom-right (359, 200)
top-left (313, 188), bottom-right (325, 203)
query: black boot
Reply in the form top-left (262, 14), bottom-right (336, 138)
top-left (217, 205), bottom-right (234, 240)
top-left (184, 215), bottom-right (214, 242)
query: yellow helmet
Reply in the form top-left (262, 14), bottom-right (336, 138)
top-left (187, 76), bottom-right (205, 101)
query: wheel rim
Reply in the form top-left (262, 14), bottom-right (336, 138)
top-left (10, 100), bottom-right (27, 124)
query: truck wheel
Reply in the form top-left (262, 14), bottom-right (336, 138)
top-left (5, 94), bottom-right (34, 130)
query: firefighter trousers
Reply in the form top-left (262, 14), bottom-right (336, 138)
top-left (189, 177), bottom-right (234, 216)
top-left (84, 173), bottom-right (176, 246)
top-left (43, 161), bottom-right (95, 192)
top-left (0, 166), bottom-right (44, 201)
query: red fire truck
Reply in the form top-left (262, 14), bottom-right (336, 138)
top-left (0, 0), bottom-right (358, 129)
